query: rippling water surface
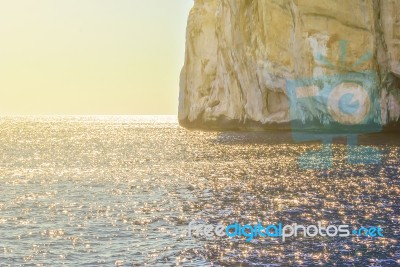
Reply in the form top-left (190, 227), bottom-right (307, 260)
top-left (0, 116), bottom-right (398, 266)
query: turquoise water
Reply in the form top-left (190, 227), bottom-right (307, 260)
top-left (0, 116), bottom-right (398, 266)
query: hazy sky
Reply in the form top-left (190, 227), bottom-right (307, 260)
top-left (0, 0), bottom-right (193, 115)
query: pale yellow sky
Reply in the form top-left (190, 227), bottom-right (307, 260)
top-left (0, 0), bottom-right (193, 115)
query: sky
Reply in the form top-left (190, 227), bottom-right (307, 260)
top-left (0, 0), bottom-right (193, 115)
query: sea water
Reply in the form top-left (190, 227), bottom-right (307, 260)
top-left (0, 116), bottom-right (398, 266)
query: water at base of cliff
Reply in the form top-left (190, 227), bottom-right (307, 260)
top-left (0, 116), bottom-right (398, 266)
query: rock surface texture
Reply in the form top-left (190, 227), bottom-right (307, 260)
top-left (178, 0), bottom-right (400, 130)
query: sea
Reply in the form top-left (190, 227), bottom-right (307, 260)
top-left (0, 116), bottom-right (398, 266)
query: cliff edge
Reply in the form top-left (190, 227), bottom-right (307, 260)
top-left (178, 0), bottom-right (400, 131)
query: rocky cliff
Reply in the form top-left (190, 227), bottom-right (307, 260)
top-left (178, 0), bottom-right (400, 131)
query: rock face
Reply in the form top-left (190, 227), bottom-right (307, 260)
top-left (178, 0), bottom-right (400, 131)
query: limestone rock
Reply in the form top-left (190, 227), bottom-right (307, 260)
top-left (179, 0), bottom-right (400, 130)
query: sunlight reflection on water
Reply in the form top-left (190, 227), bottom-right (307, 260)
top-left (0, 116), bottom-right (398, 266)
